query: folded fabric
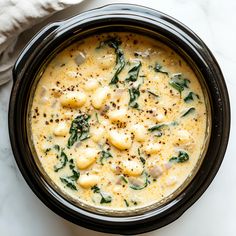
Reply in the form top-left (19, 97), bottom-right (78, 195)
top-left (0, 0), bottom-right (84, 86)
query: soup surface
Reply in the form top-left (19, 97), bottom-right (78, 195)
top-left (30, 32), bottom-right (207, 211)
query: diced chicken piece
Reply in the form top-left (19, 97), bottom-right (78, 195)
top-left (148, 165), bottom-right (163, 178)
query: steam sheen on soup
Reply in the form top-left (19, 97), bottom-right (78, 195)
top-left (30, 32), bottom-right (207, 210)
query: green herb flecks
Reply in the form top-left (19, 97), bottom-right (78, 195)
top-left (100, 150), bottom-right (113, 165)
top-left (91, 185), bottom-right (112, 204)
top-left (120, 175), bottom-right (128, 184)
top-left (54, 149), bottom-right (68, 172)
top-left (95, 112), bottom-right (100, 123)
top-left (128, 85), bottom-right (141, 109)
top-left (98, 38), bottom-right (125, 85)
top-left (129, 172), bottom-right (149, 190)
top-left (181, 107), bottom-right (196, 117)
top-left (138, 148), bottom-right (146, 165)
top-left (169, 73), bottom-right (190, 96)
top-left (184, 92), bottom-right (200, 103)
top-left (124, 199), bottom-right (129, 207)
top-left (169, 150), bottom-right (189, 163)
top-left (67, 114), bottom-right (90, 148)
top-left (154, 63), bottom-right (168, 75)
top-left (147, 90), bottom-right (159, 98)
top-left (125, 61), bottom-right (142, 82)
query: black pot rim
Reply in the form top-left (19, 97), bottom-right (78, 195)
top-left (8, 3), bottom-right (230, 235)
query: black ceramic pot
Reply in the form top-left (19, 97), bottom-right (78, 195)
top-left (8, 4), bottom-right (230, 235)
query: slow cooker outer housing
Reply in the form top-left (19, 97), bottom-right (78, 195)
top-left (9, 4), bottom-right (230, 235)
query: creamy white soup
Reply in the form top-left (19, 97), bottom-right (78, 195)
top-left (30, 32), bottom-right (207, 210)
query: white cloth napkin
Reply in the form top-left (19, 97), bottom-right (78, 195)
top-left (0, 0), bottom-right (85, 86)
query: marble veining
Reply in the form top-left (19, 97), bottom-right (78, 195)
top-left (0, 0), bottom-right (235, 235)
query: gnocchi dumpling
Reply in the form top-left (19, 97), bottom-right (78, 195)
top-left (60, 91), bottom-right (87, 108)
top-left (91, 126), bottom-right (106, 143)
top-left (83, 79), bottom-right (99, 91)
top-left (53, 122), bottom-right (68, 136)
top-left (145, 143), bottom-right (162, 154)
top-left (175, 130), bottom-right (191, 144)
top-left (108, 108), bottom-right (127, 122)
top-left (108, 129), bottom-right (132, 150)
top-left (76, 147), bottom-right (98, 169)
top-left (97, 54), bottom-right (115, 69)
top-left (92, 86), bottom-right (110, 109)
top-left (131, 124), bottom-right (146, 142)
top-left (78, 174), bottom-right (100, 188)
top-left (121, 160), bottom-right (143, 177)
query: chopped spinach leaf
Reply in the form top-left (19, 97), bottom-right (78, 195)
top-left (60, 163), bottom-right (80, 190)
top-left (91, 185), bottom-right (112, 204)
top-left (54, 150), bottom-right (68, 172)
top-left (169, 151), bottom-right (189, 163)
top-left (60, 177), bottom-right (77, 190)
top-left (148, 123), bottom-right (168, 132)
top-left (129, 172), bottom-right (149, 190)
top-left (100, 194), bottom-right (112, 204)
top-left (148, 122), bottom-right (177, 137)
top-left (184, 92), bottom-right (200, 103)
top-left (154, 63), bottom-right (168, 75)
top-left (98, 38), bottom-right (125, 85)
top-left (91, 185), bottom-right (100, 193)
top-left (128, 85), bottom-right (141, 109)
top-left (125, 61), bottom-right (142, 82)
top-left (100, 150), bottom-right (113, 165)
top-left (67, 114), bottom-right (90, 148)
top-left (54, 144), bottom-right (60, 151)
top-left (181, 107), bottom-right (196, 117)
top-left (68, 158), bottom-right (75, 170)
top-left (169, 73), bottom-right (190, 96)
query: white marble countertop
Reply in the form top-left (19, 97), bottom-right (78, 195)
top-left (0, 0), bottom-right (235, 235)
